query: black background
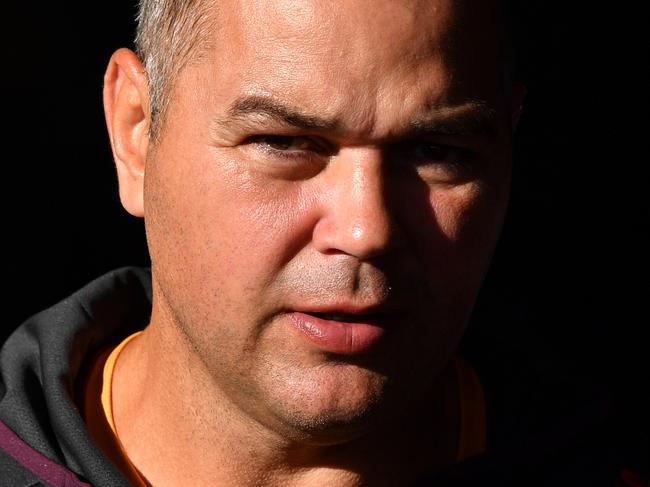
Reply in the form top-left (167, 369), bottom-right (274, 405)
top-left (3, 1), bottom-right (647, 451)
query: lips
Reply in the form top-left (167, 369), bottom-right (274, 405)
top-left (287, 308), bottom-right (394, 355)
top-left (309, 311), bottom-right (385, 323)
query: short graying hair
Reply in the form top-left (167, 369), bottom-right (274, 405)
top-left (134, 0), bottom-right (527, 140)
top-left (135, 0), bottom-right (215, 140)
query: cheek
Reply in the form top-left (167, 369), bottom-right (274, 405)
top-left (404, 182), bottom-right (507, 292)
top-left (145, 148), bottom-right (317, 306)
top-left (432, 184), bottom-right (503, 243)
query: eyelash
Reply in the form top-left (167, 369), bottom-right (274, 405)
top-left (394, 141), bottom-right (469, 168)
top-left (248, 135), bottom-right (331, 160)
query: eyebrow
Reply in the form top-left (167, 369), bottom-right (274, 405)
top-left (223, 96), bottom-right (343, 132)
top-left (408, 104), bottom-right (500, 139)
top-left (217, 95), bottom-right (500, 139)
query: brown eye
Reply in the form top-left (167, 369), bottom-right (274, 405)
top-left (265, 136), bottom-right (294, 151)
top-left (386, 139), bottom-right (475, 183)
top-left (389, 140), bottom-right (459, 167)
top-left (416, 143), bottom-right (451, 161)
top-left (249, 135), bottom-right (332, 156)
top-left (245, 134), bottom-right (330, 180)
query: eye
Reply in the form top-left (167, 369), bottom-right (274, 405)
top-left (249, 135), bottom-right (331, 157)
top-left (242, 135), bottom-right (333, 180)
top-left (403, 140), bottom-right (464, 164)
top-left (389, 140), bottom-right (474, 182)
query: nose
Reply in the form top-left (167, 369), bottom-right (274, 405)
top-left (312, 147), bottom-right (402, 259)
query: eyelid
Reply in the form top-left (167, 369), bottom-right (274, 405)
top-left (391, 139), bottom-right (459, 158)
top-left (243, 135), bottom-right (332, 180)
top-left (249, 135), bottom-right (335, 156)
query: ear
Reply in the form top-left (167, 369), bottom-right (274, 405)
top-left (103, 48), bottom-right (150, 217)
top-left (509, 81), bottom-right (526, 130)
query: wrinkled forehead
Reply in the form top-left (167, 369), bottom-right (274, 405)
top-left (190, 0), bottom-right (508, 137)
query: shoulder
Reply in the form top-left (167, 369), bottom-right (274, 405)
top-left (0, 267), bottom-right (152, 487)
top-left (0, 419), bottom-right (91, 487)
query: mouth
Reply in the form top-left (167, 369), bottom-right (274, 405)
top-left (306, 311), bottom-right (389, 324)
top-left (286, 307), bottom-right (398, 355)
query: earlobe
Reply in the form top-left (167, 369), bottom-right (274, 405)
top-left (103, 48), bottom-right (150, 218)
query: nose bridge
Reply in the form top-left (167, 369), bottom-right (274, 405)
top-left (347, 149), bottom-right (387, 236)
top-left (315, 147), bottom-right (397, 258)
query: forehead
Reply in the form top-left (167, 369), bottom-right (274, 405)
top-left (180, 0), bottom-right (507, 137)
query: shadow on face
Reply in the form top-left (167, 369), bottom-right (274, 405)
top-left (133, 0), bottom-right (519, 443)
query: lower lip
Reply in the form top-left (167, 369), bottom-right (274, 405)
top-left (288, 312), bottom-right (388, 355)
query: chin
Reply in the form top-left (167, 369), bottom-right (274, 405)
top-left (261, 361), bottom-right (396, 443)
top-left (272, 401), bottom-right (385, 446)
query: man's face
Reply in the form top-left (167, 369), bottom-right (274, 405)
top-left (144, 0), bottom-right (516, 441)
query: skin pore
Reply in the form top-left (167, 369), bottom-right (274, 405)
top-left (103, 0), bottom-right (523, 485)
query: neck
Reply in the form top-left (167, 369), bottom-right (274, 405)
top-left (112, 309), bottom-right (460, 486)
